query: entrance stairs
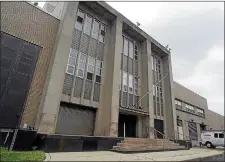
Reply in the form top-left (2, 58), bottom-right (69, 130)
top-left (111, 127), bottom-right (188, 153)
top-left (111, 138), bottom-right (186, 153)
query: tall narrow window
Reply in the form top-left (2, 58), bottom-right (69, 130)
top-left (129, 41), bottom-right (134, 59)
top-left (123, 71), bottom-right (128, 92)
top-left (153, 85), bottom-right (156, 96)
top-left (87, 57), bottom-right (95, 80)
top-left (151, 55), bottom-right (154, 70)
top-left (77, 53), bottom-right (87, 78)
top-left (66, 48), bottom-right (78, 75)
top-left (135, 45), bottom-right (138, 60)
top-left (123, 38), bottom-right (128, 56)
top-left (92, 19), bottom-right (100, 40)
top-left (134, 76), bottom-right (138, 95)
top-left (96, 60), bottom-right (103, 83)
top-left (128, 74), bottom-right (133, 94)
top-left (99, 24), bottom-right (106, 43)
top-left (83, 15), bottom-right (92, 35)
top-left (75, 10), bottom-right (84, 31)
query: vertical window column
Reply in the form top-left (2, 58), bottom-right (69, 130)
top-left (66, 48), bottom-right (78, 75)
top-left (83, 15), bottom-right (92, 35)
top-left (95, 60), bottom-right (103, 83)
top-left (75, 10), bottom-right (84, 31)
top-left (77, 53), bottom-right (87, 78)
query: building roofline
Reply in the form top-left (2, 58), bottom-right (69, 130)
top-left (96, 1), bottom-right (170, 54)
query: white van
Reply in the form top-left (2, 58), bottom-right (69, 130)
top-left (200, 130), bottom-right (224, 148)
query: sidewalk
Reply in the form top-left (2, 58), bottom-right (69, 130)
top-left (45, 148), bottom-right (224, 161)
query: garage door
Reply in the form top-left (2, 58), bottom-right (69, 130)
top-left (55, 103), bottom-right (96, 136)
top-left (188, 122), bottom-right (198, 140)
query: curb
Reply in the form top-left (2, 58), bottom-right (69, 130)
top-left (182, 153), bottom-right (224, 161)
top-left (44, 153), bottom-right (51, 161)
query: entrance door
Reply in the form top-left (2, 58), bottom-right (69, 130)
top-left (118, 113), bottom-right (137, 137)
top-left (154, 119), bottom-right (164, 139)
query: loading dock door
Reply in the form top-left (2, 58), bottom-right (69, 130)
top-left (55, 103), bottom-right (96, 136)
top-left (188, 122), bottom-right (198, 140)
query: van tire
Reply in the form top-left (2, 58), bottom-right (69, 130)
top-left (206, 142), bottom-right (213, 148)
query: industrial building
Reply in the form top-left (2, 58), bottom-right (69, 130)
top-left (0, 1), bottom-right (224, 149)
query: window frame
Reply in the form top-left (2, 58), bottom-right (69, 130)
top-left (92, 19), bottom-right (100, 40)
top-left (76, 53), bottom-right (87, 78)
top-left (123, 37), bottom-right (129, 56)
top-left (99, 23), bottom-right (106, 43)
top-left (95, 60), bottom-right (103, 83)
top-left (75, 9), bottom-right (85, 31)
top-left (86, 56), bottom-right (95, 81)
top-left (66, 48), bottom-right (78, 75)
top-left (129, 41), bottom-right (134, 59)
top-left (219, 133), bottom-right (224, 138)
top-left (214, 133), bottom-right (218, 138)
top-left (123, 71), bottom-right (128, 92)
top-left (134, 76), bottom-right (138, 95)
top-left (128, 74), bottom-right (133, 94)
top-left (135, 44), bottom-right (138, 61)
top-left (83, 14), bottom-right (93, 35)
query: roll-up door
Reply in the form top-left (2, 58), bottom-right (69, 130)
top-left (188, 121), bottom-right (198, 140)
top-left (56, 103), bottom-right (96, 136)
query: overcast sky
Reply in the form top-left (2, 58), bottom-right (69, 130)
top-left (38, 1), bottom-right (224, 115)
top-left (107, 2), bottom-right (224, 115)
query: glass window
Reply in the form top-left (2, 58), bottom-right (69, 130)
top-left (129, 41), bottom-right (134, 59)
top-left (95, 60), bottom-right (103, 83)
top-left (175, 100), bottom-right (182, 106)
top-left (99, 24), bottom-right (106, 43)
top-left (151, 55), bottom-right (154, 70)
top-left (135, 45), bottom-right (138, 61)
top-left (66, 49), bottom-right (78, 75)
top-left (129, 74), bottom-right (133, 94)
top-left (123, 38), bottom-right (128, 56)
top-left (92, 19), bottom-right (100, 40)
top-left (119, 70), bottom-right (122, 90)
top-left (214, 133), bottom-right (218, 138)
top-left (219, 133), bottom-right (224, 138)
top-left (87, 57), bottom-right (95, 75)
top-left (83, 15), bottom-right (92, 35)
top-left (153, 85), bottom-right (155, 96)
top-left (77, 53), bottom-right (86, 78)
top-left (75, 10), bottom-right (84, 31)
top-left (123, 71), bottom-right (128, 92)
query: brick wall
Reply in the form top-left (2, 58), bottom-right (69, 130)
top-left (1, 2), bottom-right (59, 127)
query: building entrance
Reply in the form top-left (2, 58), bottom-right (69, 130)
top-left (118, 113), bottom-right (137, 137)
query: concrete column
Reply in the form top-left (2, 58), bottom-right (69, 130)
top-left (182, 119), bottom-right (189, 140)
top-left (94, 16), bottom-right (123, 137)
top-left (140, 39), bottom-right (154, 138)
top-left (137, 115), bottom-right (143, 137)
top-left (37, 2), bottom-right (79, 134)
top-left (162, 53), bottom-right (178, 139)
top-left (196, 123), bottom-right (201, 140)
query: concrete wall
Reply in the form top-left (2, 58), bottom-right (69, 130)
top-left (207, 110), bottom-right (224, 130)
top-left (1, 2), bottom-right (59, 127)
top-left (173, 81), bottom-right (208, 110)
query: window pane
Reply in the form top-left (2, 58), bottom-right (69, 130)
top-left (96, 75), bottom-right (101, 83)
top-left (99, 35), bottom-right (104, 43)
top-left (78, 62), bottom-right (85, 70)
top-left (92, 20), bottom-right (100, 39)
top-left (88, 57), bottom-right (95, 66)
top-left (129, 87), bottom-right (133, 93)
top-left (151, 56), bottom-right (154, 70)
top-left (70, 49), bottom-right (78, 58)
top-left (67, 65), bottom-right (74, 75)
top-left (75, 22), bottom-right (83, 31)
top-left (84, 15), bottom-right (92, 35)
top-left (80, 53), bottom-right (86, 62)
top-left (68, 57), bottom-right (76, 66)
top-left (87, 65), bottom-right (94, 73)
top-left (87, 72), bottom-right (93, 80)
top-left (77, 69), bottom-right (84, 77)
top-left (134, 89), bottom-right (138, 95)
top-left (219, 133), bottom-right (224, 138)
top-left (77, 10), bottom-right (84, 18)
top-left (123, 78), bottom-right (127, 86)
top-left (96, 68), bottom-right (101, 76)
top-left (123, 38), bottom-right (128, 56)
top-left (214, 133), bottom-right (218, 138)
top-left (129, 41), bottom-right (134, 59)
top-left (129, 74), bottom-right (133, 87)
top-left (96, 60), bottom-right (102, 68)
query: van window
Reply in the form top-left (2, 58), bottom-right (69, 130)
top-left (219, 133), bottom-right (224, 138)
top-left (214, 133), bottom-right (218, 138)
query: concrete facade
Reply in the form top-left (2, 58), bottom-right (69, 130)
top-left (1, 1), bottom-right (223, 141)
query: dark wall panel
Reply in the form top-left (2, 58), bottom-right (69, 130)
top-left (55, 103), bottom-right (96, 136)
top-left (0, 32), bottom-right (40, 128)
